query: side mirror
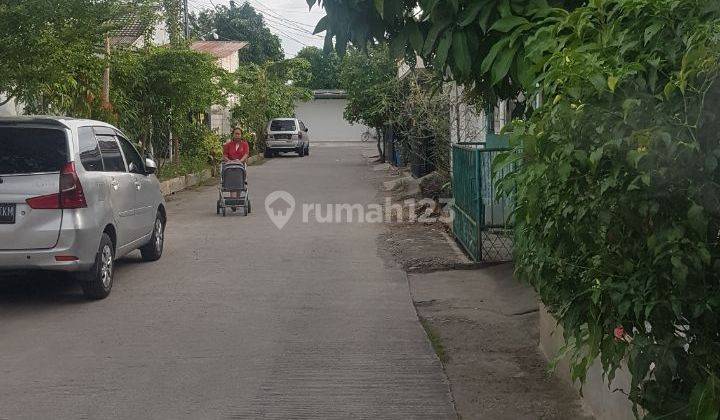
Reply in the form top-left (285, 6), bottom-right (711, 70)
top-left (144, 158), bottom-right (157, 174)
top-left (303, 128), bottom-right (309, 132)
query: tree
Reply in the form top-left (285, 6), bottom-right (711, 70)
top-left (310, 0), bottom-right (582, 102)
top-left (339, 45), bottom-right (399, 161)
top-left (231, 58), bottom-right (312, 152)
top-left (295, 46), bottom-right (341, 89)
top-left (0, 0), bottom-right (131, 113)
top-left (110, 47), bottom-right (228, 163)
top-left (190, 1), bottom-right (283, 65)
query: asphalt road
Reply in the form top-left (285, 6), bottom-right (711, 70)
top-left (0, 143), bottom-right (455, 419)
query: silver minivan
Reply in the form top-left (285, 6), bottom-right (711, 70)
top-left (0, 116), bottom-right (166, 299)
top-left (264, 118), bottom-right (310, 157)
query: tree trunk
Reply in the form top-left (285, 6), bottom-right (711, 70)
top-left (376, 128), bottom-right (385, 162)
top-left (173, 132), bottom-right (180, 164)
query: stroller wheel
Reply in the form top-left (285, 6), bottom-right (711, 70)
top-left (222, 207), bottom-right (227, 217)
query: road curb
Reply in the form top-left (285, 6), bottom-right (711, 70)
top-left (160, 154), bottom-right (263, 197)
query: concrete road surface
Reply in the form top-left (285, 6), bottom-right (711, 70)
top-left (0, 143), bottom-right (455, 419)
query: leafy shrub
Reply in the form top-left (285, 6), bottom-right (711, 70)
top-left (497, 1), bottom-right (720, 417)
top-left (178, 123), bottom-right (223, 166)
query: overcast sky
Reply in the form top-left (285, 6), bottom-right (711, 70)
top-left (187, 0), bottom-right (327, 57)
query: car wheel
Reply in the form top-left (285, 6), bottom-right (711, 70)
top-left (79, 233), bottom-right (114, 300)
top-left (305, 145), bottom-right (310, 156)
top-left (247, 196), bottom-right (251, 213)
top-left (216, 200), bottom-right (221, 215)
top-left (298, 147), bottom-right (304, 157)
top-left (140, 212), bottom-right (165, 262)
top-left (264, 149), bottom-right (272, 158)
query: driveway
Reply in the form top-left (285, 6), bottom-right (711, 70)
top-left (0, 142), bottom-right (455, 419)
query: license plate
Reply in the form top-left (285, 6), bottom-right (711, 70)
top-left (0, 203), bottom-right (16, 224)
top-left (275, 134), bottom-right (291, 140)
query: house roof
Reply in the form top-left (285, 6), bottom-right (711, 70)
top-left (313, 89), bottom-right (347, 99)
top-left (108, 5), bottom-right (161, 47)
top-left (190, 41), bottom-right (248, 58)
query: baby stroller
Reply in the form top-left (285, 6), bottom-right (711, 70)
top-left (216, 162), bottom-right (251, 216)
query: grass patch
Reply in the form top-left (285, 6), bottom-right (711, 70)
top-left (419, 315), bottom-right (448, 363)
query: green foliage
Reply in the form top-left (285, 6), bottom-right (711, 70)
top-left (311, 0), bottom-right (583, 102)
top-left (163, 0), bottom-right (184, 45)
top-left (0, 0), bottom-right (131, 113)
top-left (230, 59), bottom-right (312, 151)
top-left (392, 71), bottom-right (452, 175)
top-left (157, 155), bottom-right (212, 181)
top-left (190, 1), bottom-right (284, 64)
top-left (339, 45), bottom-right (399, 130)
top-left (110, 46), bottom-right (227, 161)
top-left (177, 124), bottom-right (223, 165)
top-left (295, 46), bottom-right (341, 89)
top-left (493, 1), bottom-right (720, 418)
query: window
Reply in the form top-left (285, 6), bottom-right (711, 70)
top-left (0, 127), bottom-right (68, 175)
top-left (117, 135), bottom-right (144, 174)
top-left (96, 134), bottom-right (126, 172)
top-left (78, 127), bottom-right (103, 171)
top-left (270, 119), bottom-right (297, 132)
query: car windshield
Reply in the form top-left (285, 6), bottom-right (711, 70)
top-left (270, 120), bottom-right (297, 132)
top-left (0, 127), bottom-right (68, 174)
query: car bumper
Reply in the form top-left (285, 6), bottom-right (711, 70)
top-left (0, 211), bottom-right (100, 272)
top-left (267, 140), bottom-right (302, 150)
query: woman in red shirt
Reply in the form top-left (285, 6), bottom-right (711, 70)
top-left (222, 127), bottom-right (250, 163)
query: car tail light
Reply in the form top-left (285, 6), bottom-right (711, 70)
top-left (26, 162), bottom-right (87, 209)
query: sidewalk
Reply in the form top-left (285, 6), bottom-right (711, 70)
top-left (364, 149), bottom-right (593, 419)
top-left (409, 265), bottom-right (592, 419)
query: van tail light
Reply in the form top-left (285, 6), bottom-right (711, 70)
top-left (26, 162), bottom-right (87, 209)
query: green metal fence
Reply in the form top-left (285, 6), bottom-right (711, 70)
top-left (451, 144), bottom-right (514, 262)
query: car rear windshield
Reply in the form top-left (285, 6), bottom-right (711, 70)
top-left (270, 120), bottom-right (297, 131)
top-left (0, 127), bottom-right (68, 174)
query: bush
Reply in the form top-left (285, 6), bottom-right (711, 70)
top-left (178, 123), bottom-right (223, 166)
top-left (497, 1), bottom-right (720, 418)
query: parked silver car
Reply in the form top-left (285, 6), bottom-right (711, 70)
top-left (264, 118), bottom-right (310, 157)
top-left (0, 116), bottom-right (166, 299)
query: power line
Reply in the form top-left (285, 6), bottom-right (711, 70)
top-left (188, 0), bottom-right (322, 46)
top-left (244, 0), bottom-right (317, 30)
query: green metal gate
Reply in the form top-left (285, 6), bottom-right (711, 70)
top-left (451, 144), bottom-right (514, 262)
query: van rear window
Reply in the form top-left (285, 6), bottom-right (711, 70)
top-left (0, 127), bottom-right (68, 174)
top-left (270, 120), bottom-right (297, 131)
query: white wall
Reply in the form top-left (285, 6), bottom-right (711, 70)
top-left (447, 83), bottom-right (489, 144)
top-left (0, 95), bottom-right (21, 116)
top-left (539, 304), bottom-right (635, 420)
top-left (294, 98), bottom-right (371, 142)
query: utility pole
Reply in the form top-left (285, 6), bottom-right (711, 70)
top-left (102, 36), bottom-right (111, 109)
top-left (183, 0), bottom-right (189, 39)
